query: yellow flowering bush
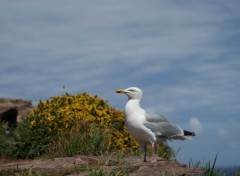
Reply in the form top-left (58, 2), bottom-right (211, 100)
top-left (26, 92), bottom-right (139, 154)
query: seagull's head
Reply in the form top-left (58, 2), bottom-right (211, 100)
top-left (116, 87), bottom-right (143, 100)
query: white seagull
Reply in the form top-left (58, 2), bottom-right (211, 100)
top-left (116, 87), bottom-right (195, 162)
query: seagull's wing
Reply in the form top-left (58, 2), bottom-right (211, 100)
top-left (145, 113), bottom-right (168, 122)
top-left (144, 115), bottom-right (186, 140)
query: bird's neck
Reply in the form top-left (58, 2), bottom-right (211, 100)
top-left (125, 99), bottom-right (144, 116)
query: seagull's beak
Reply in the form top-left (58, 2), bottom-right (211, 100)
top-left (116, 89), bottom-right (126, 94)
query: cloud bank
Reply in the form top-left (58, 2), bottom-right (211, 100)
top-left (189, 117), bottom-right (203, 135)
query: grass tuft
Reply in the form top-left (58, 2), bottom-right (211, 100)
top-left (45, 123), bottom-right (108, 157)
top-left (188, 154), bottom-right (226, 176)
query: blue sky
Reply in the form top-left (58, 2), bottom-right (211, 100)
top-left (1, 1), bottom-right (240, 166)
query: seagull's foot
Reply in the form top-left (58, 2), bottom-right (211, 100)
top-left (149, 156), bottom-right (165, 162)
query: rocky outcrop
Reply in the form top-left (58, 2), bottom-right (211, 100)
top-left (0, 156), bottom-right (203, 175)
top-left (0, 98), bottom-right (33, 123)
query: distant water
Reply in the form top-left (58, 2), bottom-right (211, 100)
top-left (216, 166), bottom-right (240, 176)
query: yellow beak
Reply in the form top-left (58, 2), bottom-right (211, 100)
top-left (116, 89), bottom-right (126, 94)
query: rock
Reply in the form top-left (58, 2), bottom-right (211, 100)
top-left (0, 98), bottom-right (33, 123)
top-left (0, 156), bottom-right (204, 175)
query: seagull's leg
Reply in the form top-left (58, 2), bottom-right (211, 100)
top-left (153, 143), bottom-right (157, 154)
top-left (143, 144), bottom-right (147, 162)
top-left (151, 143), bottom-right (163, 162)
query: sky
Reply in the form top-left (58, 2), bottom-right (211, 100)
top-left (1, 0), bottom-right (240, 166)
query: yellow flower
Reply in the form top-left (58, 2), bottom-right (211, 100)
top-left (30, 120), bottom-right (35, 127)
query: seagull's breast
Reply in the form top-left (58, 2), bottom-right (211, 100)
top-left (124, 100), bottom-right (156, 144)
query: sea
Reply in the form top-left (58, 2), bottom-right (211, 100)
top-left (216, 166), bottom-right (240, 176)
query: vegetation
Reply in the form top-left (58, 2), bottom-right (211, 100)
top-left (189, 154), bottom-right (220, 176)
top-left (0, 92), bottom-right (135, 159)
top-left (0, 92), bottom-right (172, 160)
top-left (188, 154), bottom-right (240, 176)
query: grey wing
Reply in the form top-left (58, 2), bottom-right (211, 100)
top-left (145, 113), bottom-right (168, 123)
top-left (144, 121), bottom-right (184, 139)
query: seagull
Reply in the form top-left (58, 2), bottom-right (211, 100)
top-left (116, 87), bottom-right (195, 162)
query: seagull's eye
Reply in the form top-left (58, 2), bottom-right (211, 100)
top-left (128, 89), bottom-right (136, 92)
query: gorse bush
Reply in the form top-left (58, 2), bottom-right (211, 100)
top-left (21, 92), bottom-right (138, 158)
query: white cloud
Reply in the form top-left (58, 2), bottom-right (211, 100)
top-left (218, 128), bottom-right (228, 139)
top-left (189, 117), bottom-right (203, 135)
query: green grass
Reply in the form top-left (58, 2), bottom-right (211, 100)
top-left (188, 154), bottom-right (229, 176)
top-left (0, 122), bottom-right (49, 159)
top-left (204, 154), bottom-right (218, 176)
top-left (45, 125), bottom-right (108, 158)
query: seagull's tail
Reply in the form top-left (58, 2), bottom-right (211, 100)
top-left (169, 130), bottom-right (195, 140)
top-left (184, 130), bottom-right (195, 136)
top-left (182, 130), bottom-right (195, 140)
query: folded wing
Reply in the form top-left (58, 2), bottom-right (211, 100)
top-left (144, 113), bottom-right (192, 140)
top-left (145, 113), bottom-right (168, 122)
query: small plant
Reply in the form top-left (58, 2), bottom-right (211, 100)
top-left (189, 154), bottom-right (224, 176)
top-left (204, 154), bottom-right (219, 176)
